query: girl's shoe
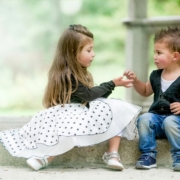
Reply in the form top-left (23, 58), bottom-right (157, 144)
top-left (26, 158), bottom-right (48, 171)
top-left (102, 151), bottom-right (124, 170)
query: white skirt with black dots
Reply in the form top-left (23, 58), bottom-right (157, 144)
top-left (0, 98), bottom-right (141, 159)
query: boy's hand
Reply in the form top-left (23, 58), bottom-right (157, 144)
top-left (170, 102), bottom-right (180, 114)
top-left (113, 76), bottom-right (133, 88)
top-left (123, 70), bottom-right (138, 82)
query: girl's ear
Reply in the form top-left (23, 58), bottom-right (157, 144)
top-left (173, 52), bottom-right (180, 61)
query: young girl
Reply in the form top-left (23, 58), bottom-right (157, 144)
top-left (0, 24), bottom-right (141, 171)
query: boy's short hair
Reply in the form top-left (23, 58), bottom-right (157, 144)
top-left (154, 26), bottom-right (180, 53)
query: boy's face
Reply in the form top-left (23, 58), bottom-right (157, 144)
top-left (153, 42), bottom-right (174, 69)
top-left (78, 40), bottom-right (95, 68)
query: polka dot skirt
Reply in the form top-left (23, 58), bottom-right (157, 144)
top-left (0, 98), bottom-right (142, 159)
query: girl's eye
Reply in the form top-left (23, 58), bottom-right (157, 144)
top-left (157, 51), bottom-right (161, 55)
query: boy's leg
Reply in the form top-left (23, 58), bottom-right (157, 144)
top-left (135, 113), bottom-right (165, 169)
top-left (162, 115), bottom-right (180, 171)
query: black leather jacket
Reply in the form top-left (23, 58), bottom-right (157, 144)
top-left (149, 69), bottom-right (180, 115)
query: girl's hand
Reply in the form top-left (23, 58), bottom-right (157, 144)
top-left (123, 70), bottom-right (138, 82)
top-left (113, 76), bottom-right (133, 88)
top-left (170, 102), bottom-right (180, 114)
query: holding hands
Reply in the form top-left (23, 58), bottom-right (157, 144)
top-left (123, 70), bottom-right (138, 82)
top-left (112, 76), bottom-right (133, 88)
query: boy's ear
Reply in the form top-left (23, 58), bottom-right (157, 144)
top-left (173, 52), bottom-right (180, 61)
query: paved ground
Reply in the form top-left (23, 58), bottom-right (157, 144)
top-left (0, 166), bottom-right (179, 180)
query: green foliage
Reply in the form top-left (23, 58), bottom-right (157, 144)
top-left (81, 0), bottom-right (123, 16)
top-left (148, 0), bottom-right (180, 16)
top-left (1, 0), bottom-right (180, 115)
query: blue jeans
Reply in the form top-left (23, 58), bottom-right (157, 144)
top-left (137, 113), bottom-right (180, 162)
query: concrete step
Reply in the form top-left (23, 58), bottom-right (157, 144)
top-left (0, 117), bottom-right (172, 168)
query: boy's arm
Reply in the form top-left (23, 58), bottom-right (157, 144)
top-left (124, 70), bottom-right (153, 97)
top-left (133, 79), bottom-right (153, 97)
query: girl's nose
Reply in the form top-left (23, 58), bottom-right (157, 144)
top-left (153, 54), bottom-right (157, 60)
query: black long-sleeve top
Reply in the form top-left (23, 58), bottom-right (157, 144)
top-left (70, 77), bottom-right (115, 106)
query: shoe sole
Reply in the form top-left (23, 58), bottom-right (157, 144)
top-left (107, 161), bottom-right (124, 170)
top-left (172, 165), bottom-right (180, 171)
top-left (172, 168), bottom-right (180, 171)
top-left (135, 163), bottom-right (157, 169)
top-left (108, 164), bottom-right (124, 171)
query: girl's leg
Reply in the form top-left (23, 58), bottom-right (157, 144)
top-left (35, 156), bottom-right (55, 165)
top-left (108, 136), bottom-right (121, 153)
top-left (102, 135), bottom-right (123, 170)
top-left (47, 156), bottom-right (55, 163)
top-left (27, 156), bottom-right (55, 171)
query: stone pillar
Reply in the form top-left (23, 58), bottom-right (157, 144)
top-left (123, 0), bottom-right (151, 111)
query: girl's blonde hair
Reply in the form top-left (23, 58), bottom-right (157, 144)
top-left (43, 24), bottom-right (94, 108)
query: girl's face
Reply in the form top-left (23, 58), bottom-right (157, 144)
top-left (153, 42), bottom-right (174, 69)
top-left (78, 40), bottom-right (95, 68)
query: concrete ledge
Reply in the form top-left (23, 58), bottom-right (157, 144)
top-left (0, 117), bottom-right (172, 167)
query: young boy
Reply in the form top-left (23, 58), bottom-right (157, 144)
top-left (124, 26), bottom-right (180, 171)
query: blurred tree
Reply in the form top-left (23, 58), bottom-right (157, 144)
top-left (0, 0), bottom-right (180, 115)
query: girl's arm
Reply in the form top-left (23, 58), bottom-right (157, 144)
top-left (71, 80), bottom-right (115, 102)
top-left (71, 76), bottom-right (133, 103)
